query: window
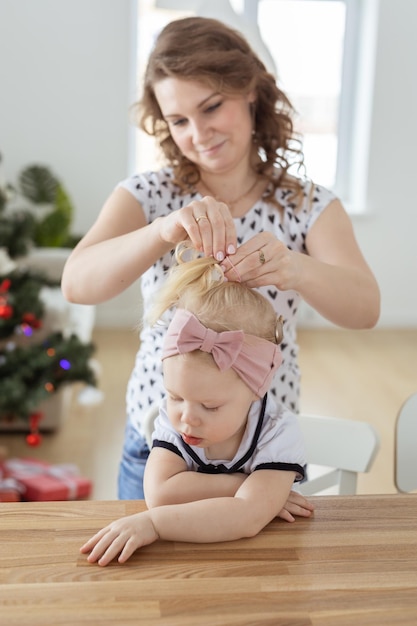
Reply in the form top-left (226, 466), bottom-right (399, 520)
top-left (257, 0), bottom-right (346, 190)
top-left (135, 0), bottom-right (378, 212)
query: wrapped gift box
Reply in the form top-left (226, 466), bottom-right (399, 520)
top-left (2, 457), bottom-right (92, 501)
top-left (0, 477), bottom-right (23, 502)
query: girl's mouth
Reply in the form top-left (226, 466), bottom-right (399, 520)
top-left (182, 433), bottom-right (203, 446)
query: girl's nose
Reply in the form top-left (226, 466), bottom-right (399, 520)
top-left (181, 406), bottom-right (200, 427)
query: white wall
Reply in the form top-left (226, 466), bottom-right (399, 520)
top-left (360, 0), bottom-right (417, 328)
top-left (0, 0), bottom-right (139, 327)
top-left (301, 0), bottom-right (417, 328)
top-left (0, 0), bottom-right (416, 328)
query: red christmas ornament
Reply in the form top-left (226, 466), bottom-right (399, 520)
top-left (0, 304), bottom-right (13, 319)
top-left (22, 312), bottom-right (42, 329)
top-left (26, 432), bottom-right (42, 447)
top-left (26, 411), bottom-right (43, 447)
top-left (0, 278), bottom-right (12, 292)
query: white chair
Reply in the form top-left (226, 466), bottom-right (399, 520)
top-left (143, 405), bottom-right (160, 449)
top-left (394, 392), bottom-right (417, 493)
top-left (298, 413), bottom-right (380, 496)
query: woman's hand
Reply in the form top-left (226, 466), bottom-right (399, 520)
top-left (80, 512), bottom-right (159, 566)
top-left (221, 231), bottom-right (302, 290)
top-left (220, 198), bottom-right (380, 329)
top-left (158, 196), bottom-right (237, 262)
top-left (277, 490), bottom-right (315, 523)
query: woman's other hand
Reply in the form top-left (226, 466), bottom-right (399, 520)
top-left (221, 231), bottom-right (301, 290)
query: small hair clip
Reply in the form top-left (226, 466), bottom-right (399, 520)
top-left (275, 315), bottom-right (284, 345)
top-left (211, 264), bottom-right (225, 283)
top-left (176, 240), bottom-right (200, 263)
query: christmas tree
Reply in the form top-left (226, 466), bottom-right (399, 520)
top-left (0, 155), bottom-right (97, 445)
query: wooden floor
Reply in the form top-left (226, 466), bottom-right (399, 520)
top-left (2, 327), bottom-right (417, 499)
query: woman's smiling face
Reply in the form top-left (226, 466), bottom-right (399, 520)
top-left (154, 77), bottom-right (255, 176)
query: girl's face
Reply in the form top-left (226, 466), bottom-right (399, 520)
top-left (163, 352), bottom-right (258, 460)
top-left (154, 77), bottom-right (255, 176)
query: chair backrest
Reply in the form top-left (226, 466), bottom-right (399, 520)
top-left (143, 405), bottom-right (160, 450)
top-left (394, 392), bottom-right (417, 493)
top-left (297, 413), bottom-right (380, 496)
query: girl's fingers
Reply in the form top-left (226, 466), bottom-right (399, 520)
top-left (87, 534), bottom-right (124, 565)
top-left (80, 527), bottom-right (110, 553)
top-left (278, 508), bottom-right (296, 523)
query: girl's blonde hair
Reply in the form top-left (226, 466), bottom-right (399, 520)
top-left (148, 243), bottom-right (282, 345)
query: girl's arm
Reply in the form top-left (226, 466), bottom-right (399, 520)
top-left (144, 448), bottom-right (313, 522)
top-left (143, 447), bottom-right (247, 506)
top-left (81, 469), bottom-right (296, 566)
top-left (222, 199), bottom-right (380, 329)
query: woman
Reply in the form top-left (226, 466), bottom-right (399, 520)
top-left (62, 16), bottom-right (380, 501)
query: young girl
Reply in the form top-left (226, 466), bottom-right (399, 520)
top-left (80, 245), bottom-right (308, 566)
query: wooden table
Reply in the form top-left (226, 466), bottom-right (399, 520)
top-left (1, 495), bottom-right (417, 625)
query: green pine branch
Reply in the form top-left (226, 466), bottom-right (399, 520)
top-left (0, 269), bottom-right (58, 339)
top-left (0, 332), bottom-right (97, 420)
top-left (0, 158), bottom-right (81, 256)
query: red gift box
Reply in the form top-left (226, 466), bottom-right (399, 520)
top-left (0, 477), bottom-right (23, 502)
top-left (3, 457), bottom-right (92, 501)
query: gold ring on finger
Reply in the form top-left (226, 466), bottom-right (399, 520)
top-left (259, 250), bottom-right (266, 265)
top-left (195, 215), bottom-right (209, 224)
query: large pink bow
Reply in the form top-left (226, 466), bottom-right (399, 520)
top-left (162, 309), bottom-right (283, 397)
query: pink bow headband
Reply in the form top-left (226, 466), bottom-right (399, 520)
top-left (162, 309), bottom-right (283, 397)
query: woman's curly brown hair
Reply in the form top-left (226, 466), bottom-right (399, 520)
top-left (134, 16), bottom-right (305, 205)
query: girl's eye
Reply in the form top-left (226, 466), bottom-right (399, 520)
top-left (203, 405), bottom-right (219, 412)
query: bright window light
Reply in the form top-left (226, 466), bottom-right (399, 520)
top-left (258, 0), bottom-right (346, 190)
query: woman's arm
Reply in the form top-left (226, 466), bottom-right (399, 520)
top-left (222, 199), bottom-right (380, 329)
top-left (81, 469), bottom-right (295, 566)
top-left (298, 199), bottom-right (380, 328)
top-left (62, 189), bottom-right (237, 305)
top-left (61, 188), bottom-right (172, 304)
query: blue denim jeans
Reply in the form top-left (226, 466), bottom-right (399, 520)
top-left (117, 420), bottom-right (150, 500)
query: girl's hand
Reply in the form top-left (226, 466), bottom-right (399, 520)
top-left (80, 512), bottom-right (159, 566)
top-left (221, 231), bottom-right (303, 291)
top-left (157, 196), bottom-right (237, 262)
top-left (277, 490), bottom-right (315, 523)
